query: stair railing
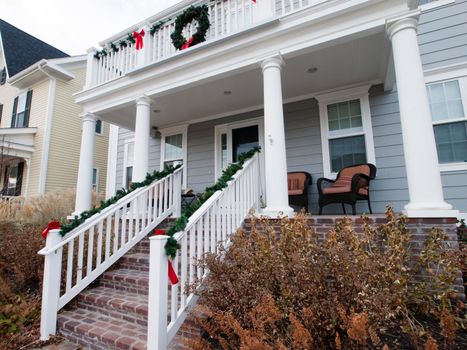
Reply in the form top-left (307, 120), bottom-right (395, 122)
top-left (38, 167), bottom-right (183, 341)
top-left (147, 153), bottom-right (260, 349)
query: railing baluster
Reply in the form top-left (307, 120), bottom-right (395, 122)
top-left (171, 253), bottom-right (179, 322)
top-left (87, 225), bottom-right (95, 277)
top-left (65, 240), bottom-right (74, 292)
top-left (189, 227), bottom-right (196, 284)
top-left (114, 209), bottom-right (120, 252)
top-left (181, 234), bottom-right (188, 308)
top-left (76, 233), bottom-right (84, 283)
top-left (197, 218), bottom-right (203, 279)
top-left (96, 221), bottom-right (103, 266)
top-left (204, 212), bottom-right (210, 256)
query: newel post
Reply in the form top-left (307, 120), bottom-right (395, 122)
top-left (40, 229), bottom-right (63, 340)
top-left (85, 47), bottom-right (99, 88)
top-left (147, 235), bottom-right (169, 349)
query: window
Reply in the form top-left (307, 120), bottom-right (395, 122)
top-left (427, 77), bottom-right (467, 168)
top-left (316, 85), bottom-right (376, 177)
top-left (92, 168), bottom-right (99, 192)
top-left (123, 141), bottom-right (134, 189)
top-left (2, 162), bottom-right (24, 196)
top-left (11, 90), bottom-right (33, 128)
top-left (160, 125), bottom-right (188, 188)
top-left (95, 119), bottom-right (103, 135)
top-left (0, 104), bottom-right (3, 126)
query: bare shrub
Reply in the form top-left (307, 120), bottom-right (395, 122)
top-left (187, 209), bottom-right (465, 349)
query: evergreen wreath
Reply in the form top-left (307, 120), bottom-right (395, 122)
top-left (171, 5), bottom-right (210, 50)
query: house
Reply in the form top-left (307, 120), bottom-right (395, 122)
top-left (0, 19), bottom-right (110, 199)
top-left (38, 1), bottom-right (466, 349)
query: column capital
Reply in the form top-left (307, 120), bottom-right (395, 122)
top-left (79, 112), bottom-right (97, 123)
top-left (386, 15), bottom-right (419, 40)
top-left (261, 55), bottom-right (285, 72)
top-left (136, 95), bottom-right (152, 107)
top-left (86, 47), bottom-right (98, 54)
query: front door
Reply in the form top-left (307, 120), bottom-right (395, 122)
top-left (215, 118), bottom-right (265, 201)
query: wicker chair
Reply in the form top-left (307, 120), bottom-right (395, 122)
top-left (317, 164), bottom-right (376, 215)
top-left (288, 172), bottom-right (312, 211)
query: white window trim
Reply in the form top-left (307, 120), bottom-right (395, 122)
top-left (95, 119), bottom-right (104, 136)
top-left (122, 138), bottom-right (134, 189)
top-left (159, 124), bottom-right (188, 189)
top-left (214, 117), bottom-right (265, 180)
top-left (92, 167), bottom-right (99, 192)
top-left (316, 84), bottom-right (376, 179)
top-left (425, 63), bottom-right (467, 172)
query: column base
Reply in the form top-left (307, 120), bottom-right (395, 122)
top-left (403, 202), bottom-right (459, 218)
top-left (260, 206), bottom-right (294, 218)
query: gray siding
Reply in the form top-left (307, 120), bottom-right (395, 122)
top-left (418, 0), bottom-right (467, 70)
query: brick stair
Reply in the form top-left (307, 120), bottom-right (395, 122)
top-left (56, 219), bottom-right (200, 350)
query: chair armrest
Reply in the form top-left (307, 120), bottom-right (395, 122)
top-left (351, 173), bottom-right (372, 193)
top-left (317, 177), bottom-right (335, 195)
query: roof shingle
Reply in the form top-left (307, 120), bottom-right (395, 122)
top-left (0, 19), bottom-right (69, 77)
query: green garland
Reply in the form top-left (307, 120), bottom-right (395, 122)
top-left (164, 147), bottom-right (261, 258)
top-left (60, 165), bottom-right (182, 236)
top-left (171, 5), bottom-right (210, 50)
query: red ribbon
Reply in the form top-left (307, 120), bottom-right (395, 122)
top-left (42, 221), bottom-right (61, 239)
top-left (181, 36), bottom-right (194, 50)
top-left (155, 229), bottom-right (179, 285)
top-left (133, 29), bottom-right (145, 50)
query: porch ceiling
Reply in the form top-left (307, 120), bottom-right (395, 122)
top-left (99, 31), bottom-right (390, 131)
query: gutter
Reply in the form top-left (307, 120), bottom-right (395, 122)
top-left (7, 59), bottom-right (75, 86)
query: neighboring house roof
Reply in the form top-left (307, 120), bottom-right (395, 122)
top-left (0, 19), bottom-right (69, 77)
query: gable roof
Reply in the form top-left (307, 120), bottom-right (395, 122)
top-left (0, 19), bottom-right (69, 77)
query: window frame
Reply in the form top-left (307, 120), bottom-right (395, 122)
top-left (160, 125), bottom-right (188, 189)
top-left (425, 64), bottom-right (467, 172)
top-left (316, 85), bottom-right (376, 179)
top-left (122, 139), bottom-right (135, 190)
top-left (92, 167), bottom-right (99, 192)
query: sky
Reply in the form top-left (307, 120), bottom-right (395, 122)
top-left (0, 0), bottom-right (178, 55)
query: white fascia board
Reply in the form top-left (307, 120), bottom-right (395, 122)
top-left (7, 59), bottom-right (75, 88)
top-left (75, 0), bottom-right (410, 113)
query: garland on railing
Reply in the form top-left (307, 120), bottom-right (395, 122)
top-left (164, 147), bottom-right (261, 258)
top-left (59, 165), bottom-right (182, 237)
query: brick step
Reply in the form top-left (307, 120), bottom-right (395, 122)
top-left (118, 253), bottom-right (150, 271)
top-left (99, 268), bottom-right (150, 295)
top-left (58, 308), bottom-right (147, 350)
top-left (76, 286), bottom-right (149, 326)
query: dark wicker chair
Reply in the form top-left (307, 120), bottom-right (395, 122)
top-left (317, 164), bottom-right (376, 215)
top-left (288, 172), bottom-right (312, 211)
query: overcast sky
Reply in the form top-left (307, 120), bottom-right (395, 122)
top-left (0, 0), bottom-right (178, 55)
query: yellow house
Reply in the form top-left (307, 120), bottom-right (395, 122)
top-left (0, 19), bottom-right (109, 198)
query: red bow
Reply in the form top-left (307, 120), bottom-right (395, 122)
top-left (133, 29), bottom-right (145, 50)
top-left (181, 36), bottom-right (194, 50)
top-left (155, 229), bottom-right (179, 285)
top-left (42, 221), bottom-right (61, 239)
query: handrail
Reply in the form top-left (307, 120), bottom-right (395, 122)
top-left (147, 153), bottom-right (260, 349)
top-left (39, 167), bottom-right (183, 256)
top-left (39, 167), bottom-right (183, 341)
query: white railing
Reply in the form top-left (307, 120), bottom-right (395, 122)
top-left (147, 153), bottom-right (260, 349)
top-left (38, 167), bottom-right (183, 341)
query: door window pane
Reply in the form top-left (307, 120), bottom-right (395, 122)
top-left (232, 125), bottom-right (259, 162)
top-left (428, 80), bottom-right (464, 122)
top-left (329, 135), bottom-right (367, 173)
top-left (164, 134), bottom-right (183, 161)
top-left (125, 166), bottom-right (133, 189)
top-left (327, 99), bottom-right (363, 135)
top-left (434, 121), bottom-right (467, 163)
top-left (221, 133), bottom-right (228, 169)
top-left (92, 168), bottom-right (98, 191)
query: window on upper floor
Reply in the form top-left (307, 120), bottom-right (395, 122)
top-left (11, 90), bottom-right (33, 128)
top-left (0, 67), bottom-right (6, 86)
top-left (317, 86), bottom-right (376, 178)
top-left (95, 119), bottom-right (103, 135)
top-left (427, 78), bottom-right (467, 167)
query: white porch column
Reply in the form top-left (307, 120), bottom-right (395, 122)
top-left (133, 96), bottom-right (151, 182)
top-left (261, 56), bottom-right (293, 216)
top-left (387, 16), bottom-right (457, 218)
top-left (74, 113), bottom-right (96, 215)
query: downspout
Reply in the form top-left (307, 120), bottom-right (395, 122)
top-left (38, 64), bottom-right (57, 194)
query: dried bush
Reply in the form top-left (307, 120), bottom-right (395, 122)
top-left (187, 209), bottom-right (466, 349)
